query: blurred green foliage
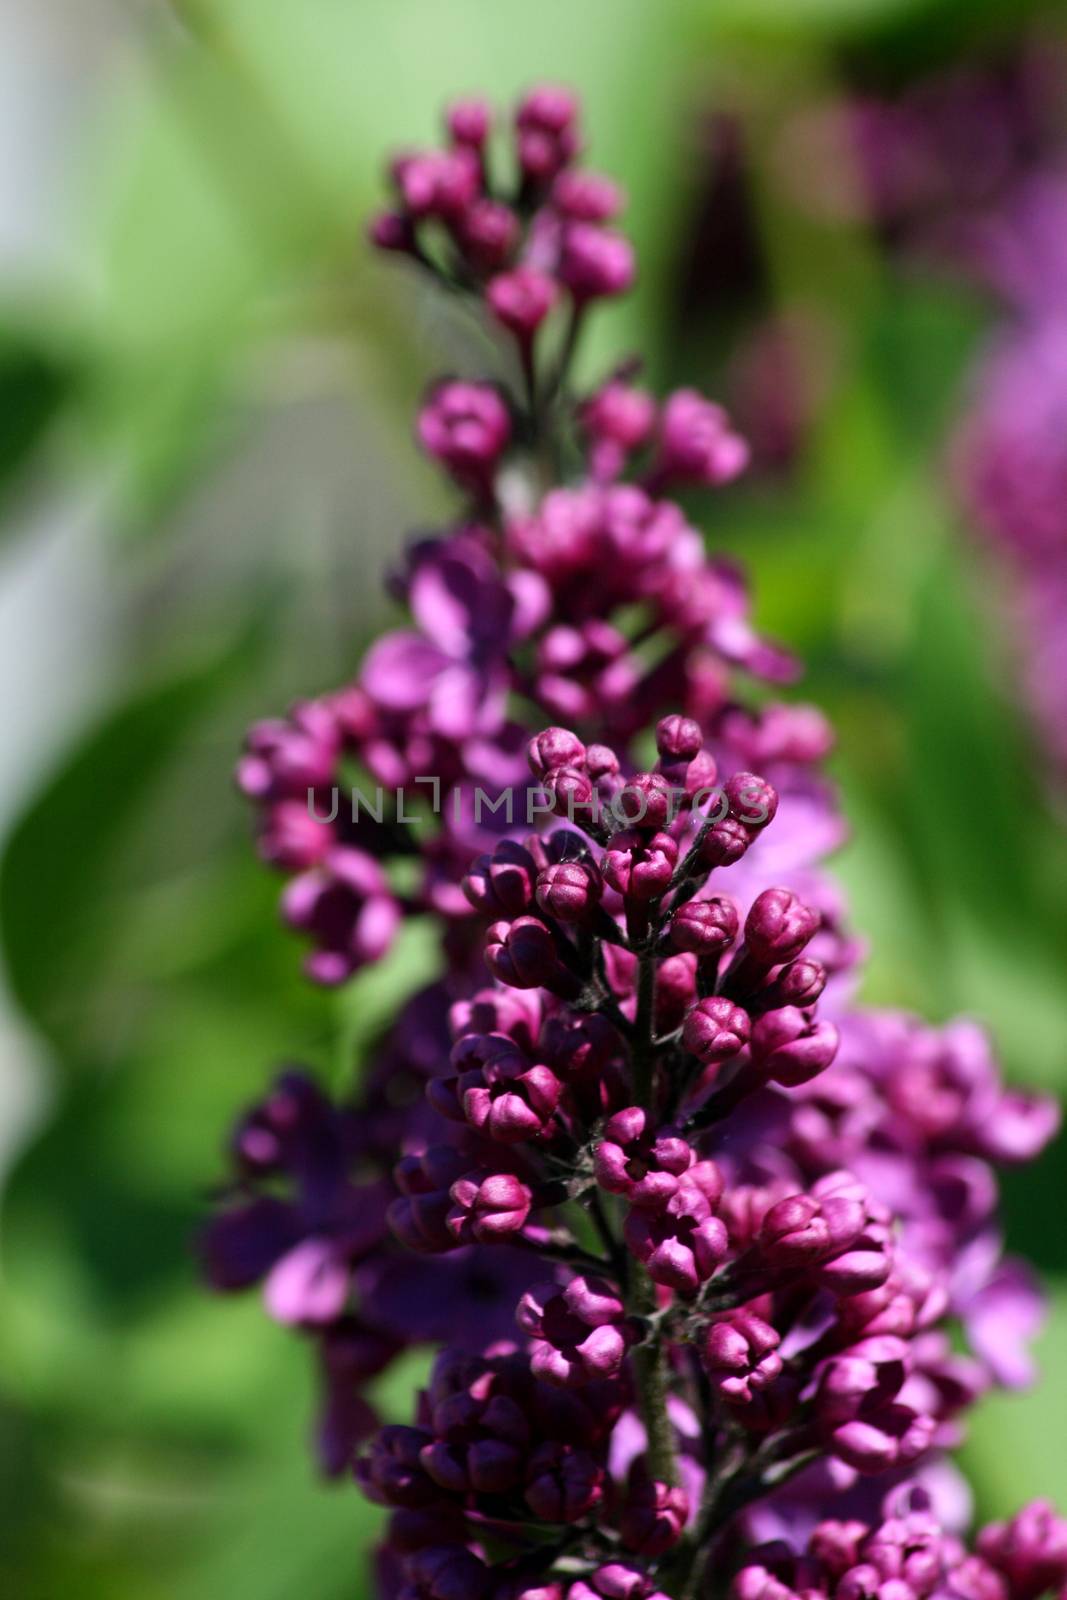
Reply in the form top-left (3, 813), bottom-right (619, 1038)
top-left (2, 0), bottom-right (1065, 1595)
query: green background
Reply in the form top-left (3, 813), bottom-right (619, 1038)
top-left (1, 0), bottom-right (1065, 1594)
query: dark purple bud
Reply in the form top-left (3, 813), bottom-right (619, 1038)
top-left (487, 266), bottom-right (558, 340)
top-left (751, 1007), bottom-right (839, 1086)
top-left (830, 1403), bottom-right (936, 1474)
top-left (758, 957), bottom-right (827, 1010)
top-left (462, 840), bottom-right (538, 917)
top-left (758, 1191), bottom-right (866, 1269)
top-left (559, 224), bottom-right (636, 302)
top-left (603, 829), bottom-right (678, 901)
top-left (978, 1502), bottom-right (1067, 1600)
top-left (815, 1336), bottom-right (910, 1426)
top-left (447, 1171), bottom-right (533, 1243)
top-left (669, 897), bottom-right (739, 959)
top-left (585, 742), bottom-right (621, 779)
top-left (619, 1468), bottom-right (689, 1558)
top-left (536, 860), bottom-right (603, 923)
top-left (485, 916), bottom-right (579, 997)
top-left (699, 816), bottom-right (754, 868)
top-left (402, 1545), bottom-right (492, 1600)
top-left (655, 714), bottom-right (704, 762)
top-left (542, 764), bottom-right (596, 820)
top-left (703, 1312), bottom-right (783, 1409)
top-left (527, 726), bottom-right (587, 777)
top-left (524, 1440), bottom-right (604, 1522)
top-left (624, 1177), bottom-right (728, 1293)
top-left (682, 996), bottom-right (751, 1065)
top-left (517, 1276), bottom-right (629, 1387)
top-left (724, 772), bottom-right (779, 831)
top-left (357, 1425), bottom-right (437, 1508)
top-left (745, 888), bottom-right (820, 966)
top-left (594, 1106), bottom-right (693, 1210)
top-left (616, 771), bottom-right (675, 830)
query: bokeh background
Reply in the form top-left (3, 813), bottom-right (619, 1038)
top-left (2, 0), bottom-right (1066, 1594)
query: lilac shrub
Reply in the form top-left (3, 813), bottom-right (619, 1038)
top-left (203, 89), bottom-right (1061, 1597)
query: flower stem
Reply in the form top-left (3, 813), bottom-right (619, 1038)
top-left (631, 1265), bottom-right (679, 1488)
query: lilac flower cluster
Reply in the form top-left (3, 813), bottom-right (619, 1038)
top-left (204, 88), bottom-right (1061, 1600)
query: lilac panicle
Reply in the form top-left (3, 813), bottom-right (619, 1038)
top-left (205, 82), bottom-right (1062, 1600)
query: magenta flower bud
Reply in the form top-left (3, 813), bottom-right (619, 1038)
top-left (669, 897), bottom-right (739, 959)
top-left (699, 815), bottom-right (754, 868)
top-left (446, 1171), bottom-right (533, 1243)
top-left (452, 1032), bottom-right (562, 1143)
top-left (559, 224), bottom-right (636, 302)
top-left (517, 1276), bottom-right (629, 1387)
top-left (603, 829), bottom-right (678, 901)
top-left (535, 860), bottom-right (603, 923)
top-left (758, 1191), bottom-right (866, 1269)
top-left (619, 1469), bottom-right (689, 1558)
top-left (978, 1502), bottom-right (1067, 1600)
top-left (624, 1177), bottom-right (728, 1293)
top-left (585, 742), bottom-right (621, 779)
top-left (393, 147), bottom-right (480, 219)
top-left (416, 380), bottom-right (511, 491)
top-left (703, 1312), bottom-right (783, 1408)
top-left (457, 198), bottom-right (519, 271)
top-left (573, 1566), bottom-right (669, 1600)
top-left (524, 1440), bottom-right (603, 1523)
top-left (682, 996), bottom-right (751, 1065)
top-left (542, 764), bottom-right (596, 821)
top-left (527, 726), bottom-right (587, 776)
top-left (616, 771), bottom-right (676, 830)
top-left (815, 1337), bottom-right (910, 1426)
top-left (487, 266), bottom-right (558, 339)
top-left (463, 840), bottom-right (539, 917)
top-left (745, 888), bottom-right (820, 966)
top-left (369, 209), bottom-right (417, 253)
top-left (830, 1403), bottom-right (936, 1474)
top-left (594, 1106), bottom-right (693, 1209)
top-left (758, 956), bottom-right (827, 1010)
top-left (655, 714), bottom-right (703, 762)
top-left (580, 380), bottom-right (656, 479)
top-left (281, 847), bottom-right (400, 986)
top-left (485, 916), bottom-right (579, 997)
top-left (724, 771), bottom-right (779, 830)
top-left (552, 169), bottom-right (625, 220)
top-left (514, 84), bottom-right (581, 181)
top-left (751, 1007), bottom-right (839, 1086)
top-left (655, 389), bottom-right (750, 487)
top-left (445, 97), bottom-right (491, 147)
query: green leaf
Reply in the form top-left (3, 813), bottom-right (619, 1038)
top-left (0, 625), bottom-right (266, 1051)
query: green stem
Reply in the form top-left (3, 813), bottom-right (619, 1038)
top-left (630, 1265), bottom-right (679, 1488)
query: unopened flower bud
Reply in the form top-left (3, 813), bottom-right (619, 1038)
top-left (559, 224), bottom-right (635, 301)
top-left (683, 996), bottom-right (751, 1065)
top-left (669, 898), bottom-right (739, 959)
top-left (724, 772), bottom-right (779, 831)
top-left (536, 860), bottom-right (603, 923)
top-left (527, 726), bottom-right (587, 777)
top-left (745, 888), bottom-right (819, 966)
top-left (751, 1007), bottom-right (839, 1086)
top-left (488, 266), bottom-right (558, 340)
